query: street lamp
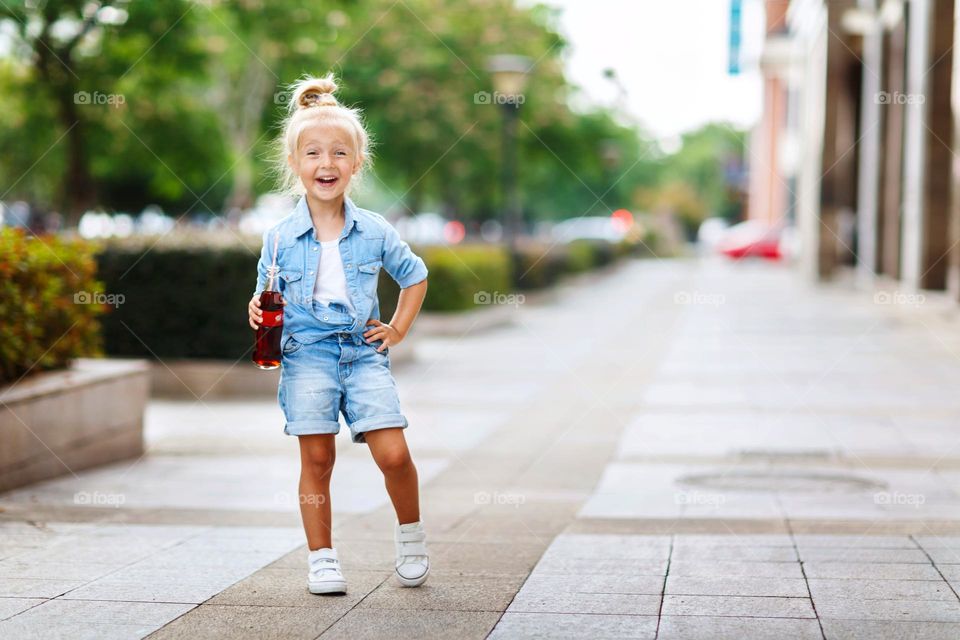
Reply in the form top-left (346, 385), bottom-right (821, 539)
top-left (487, 54), bottom-right (532, 249)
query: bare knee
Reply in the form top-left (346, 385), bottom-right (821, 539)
top-left (301, 443), bottom-right (336, 478)
top-left (375, 447), bottom-right (413, 475)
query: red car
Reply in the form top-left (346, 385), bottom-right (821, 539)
top-left (717, 221), bottom-right (784, 260)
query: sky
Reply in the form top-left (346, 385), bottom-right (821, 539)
top-left (526, 0), bottom-right (766, 142)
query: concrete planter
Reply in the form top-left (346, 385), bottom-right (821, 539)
top-left (0, 358), bottom-right (150, 493)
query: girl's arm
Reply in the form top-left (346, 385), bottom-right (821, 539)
top-left (364, 279), bottom-right (427, 350)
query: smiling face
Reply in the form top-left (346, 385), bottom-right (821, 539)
top-left (288, 122), bottom-right (361, 204)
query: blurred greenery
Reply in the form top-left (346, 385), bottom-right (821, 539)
top-left (0, 1), bottom-right (745, 229)
top-left (0, 228), bottom-right (104, 383)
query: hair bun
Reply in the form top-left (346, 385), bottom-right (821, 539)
top-left (291, 75), bottom-right (339, 111)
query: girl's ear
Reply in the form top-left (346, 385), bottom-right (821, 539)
top-left (287, 153), bottom-right (296, 170)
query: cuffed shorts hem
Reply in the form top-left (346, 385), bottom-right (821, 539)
top-left (348, 414), bottom-right (408, 444)
top-left (283, 419), bottom-right (342, 437)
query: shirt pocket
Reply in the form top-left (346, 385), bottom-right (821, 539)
top-left (280, 270), bottom-right (304, 305)
top-left (356, 260), bottom-right (382, 302)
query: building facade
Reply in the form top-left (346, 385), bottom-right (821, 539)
top-left (750, 0), bottom-right (959, 295)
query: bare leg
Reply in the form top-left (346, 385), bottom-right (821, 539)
top-left (297, 434), bottom-right (337, 550)
top-left (364, 428), bottom-right (420, 524)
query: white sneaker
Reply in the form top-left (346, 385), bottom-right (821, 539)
top-left (394, 520), bottom-right (430, 587)
top-left (307, 547), bottom-right (347, 594)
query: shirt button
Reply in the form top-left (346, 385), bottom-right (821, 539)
top-left (312, 246), bottom-right (318, 251)
top-left (347, 264), bottom-right (352, 268)
top-left (323, 315), bottom-right (329, 320)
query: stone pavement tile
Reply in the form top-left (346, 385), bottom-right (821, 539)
top-left (667, 560), bottom-right (804, 578)
top-left (0, 558), bottom-right (128, 581)
top-left (657, 615), bottom-right (823, 640)
top-left (666, 576), bottom-right (809, 597)
top-left (531, 555), bottom-right (668, 576)
top-left (0, 577), bottom-right (87, 598)
top-left (317, 609), bottom-right (501, 640)
top-left (815, 598), bottom-right (960, 622)
top-left (671, 534), bottom-right (794, 547)
top-left (427, 540), bottom-right (546, 576)
top-left (0, 597), bottom-right (44, 621)
top-left (0, 599), bottom-right (193, 640)
top-left (58, 578), bottom-right (238, 604)
top-left (508, 591), bottom-right (661, 615)
top-left (540, 543), bottom-right (670, 562)
top-left (808, 578), bottom-right (955, 601)
top-left (488, 612), bottom-right (658, 639)
top-left (206, 568), bottom-right (387, 608)
top-left (520, 574), bottom-right (664, 595)
top-left (933, 565), bottom-right (960, 580)
top-left (820, 619), bottom-right (960, 639)
top-left (797, 548), bottom-right (929, 563)
top-left (793, 535), bottom-right (915, 548)
top-left (148, 604), bottom-right (343, 640)
top-left (661, 594), bottom-right (815, 618)
top-left (358, 572), bottom-right (526, 612)
top-left (915, 536), bottom-right (960, 548)
top-left (803, 562), bottom-right (942, 580)
top-left (921, 548), bottom-right (960, 564)
top-left (670, 545), bottom-right (798, 563)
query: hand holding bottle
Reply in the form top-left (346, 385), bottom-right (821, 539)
top-left (249, 294), bottom-right (286, 330)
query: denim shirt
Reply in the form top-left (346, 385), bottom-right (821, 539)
top-left (253, 195), bottom-right (428, 345)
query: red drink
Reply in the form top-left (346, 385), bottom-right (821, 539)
top-left (252, 289), bottom-right (283, 369)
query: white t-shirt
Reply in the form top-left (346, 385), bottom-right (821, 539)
top-left (313, 239), bottom-right (355, 311)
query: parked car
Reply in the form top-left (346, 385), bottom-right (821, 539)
top-left (716, 220), bottom-right (785, 260)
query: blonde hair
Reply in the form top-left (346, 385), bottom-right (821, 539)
top-left (275, 73), bottom-right (373, 195)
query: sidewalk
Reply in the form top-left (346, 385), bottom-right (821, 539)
top-left (3, 257), bottom-right (960, 639)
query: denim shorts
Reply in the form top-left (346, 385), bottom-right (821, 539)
top-left (277, 307), bottom-right (407, 443)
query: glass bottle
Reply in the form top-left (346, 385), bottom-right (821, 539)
top-left (252, 265), bottom-right (283, 369)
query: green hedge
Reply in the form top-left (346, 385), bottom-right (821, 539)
top-left (95, 237), bottom-right (514, 359)
top-left (0, 228), bottom-right (104, 384)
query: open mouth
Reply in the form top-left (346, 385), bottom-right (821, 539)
top-left (316, 176), bottom-right (339, 188)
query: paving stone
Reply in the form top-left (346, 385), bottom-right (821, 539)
top-left (519, 573), bottom-right (664, 595)
top-left (793, 535), bottom-right (915, 549)
top-left (358, 572), bottom-right (526, 612)
top-left (803, 562), bottom-right (942, 580)
top-left (205, 568), bottom-right (387, 607)
top-left (488, 612), bottom-right (658, 639)
top-left (666, 576), bottom-right (809, 597)
top-left (0, 577), bottom-right (87, 598)
top-left (531, 556), bottom-right (668, 576)
top-left (671, 534), bottom-right (794, 548)
top-left (667, 560), bottom-right (804, 578)
top-left (657, 615), bottom-right (823, 639)
top-left (671, 545), bottom-right (798, 563)
top-left (316, 609), bottom-right (501, 640)
top-left (508, 591), bottom-right (662, 615)
top-left (808, 578), bottom-right (954, 601)
top-left (921, 548), bottom-right (960, 564)
top-left (0, 599), bottom-right (193, 640)
top-left (148, 603), bottom-right (343, 640)
top-left (661, 594), bottom-right (815, 618)
top-left (797, 548), bottom-right (930, 563)
top-left (0, 597), bottom-right (44, 621)
top-left (815, 598), bottom-right (960, 622)
top-left (820, 619), bottom-right (960, 639)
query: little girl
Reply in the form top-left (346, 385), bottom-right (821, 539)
top-left (247, 74), bottom-right (430, 594)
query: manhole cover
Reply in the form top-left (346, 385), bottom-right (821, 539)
top-left (678, 471), bottom-right (886, 493)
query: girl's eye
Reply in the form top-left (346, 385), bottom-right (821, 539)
top-left (336, 151), bottom-right (347, 156)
